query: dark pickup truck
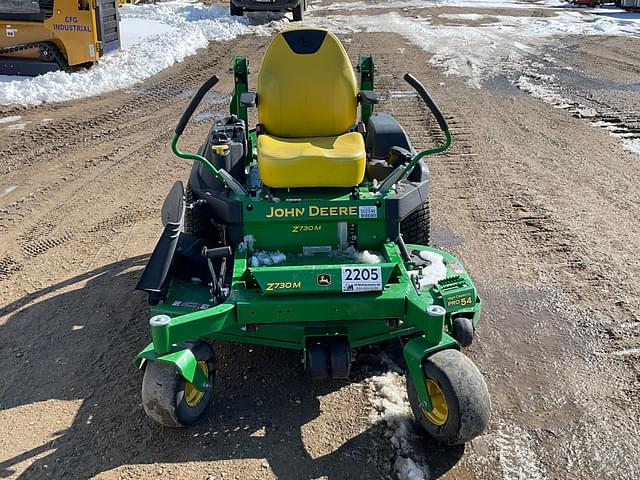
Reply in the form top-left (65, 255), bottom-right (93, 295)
top-left (230, 0), bottom-right (306, 21)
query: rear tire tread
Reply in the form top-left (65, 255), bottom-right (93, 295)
top-left (184, 183), bottom-right (209, 237)
top-left (400, 199), bottom-right (431, 245)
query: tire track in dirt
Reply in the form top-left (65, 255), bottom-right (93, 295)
top-left (0, 47), bottom-right (227, 176)
top-left (0, 256), bottom-right (22, 281)
top-left (0, 130), bottom-right (169, 285)
top-left (0, 37), bottom-right (248, 285)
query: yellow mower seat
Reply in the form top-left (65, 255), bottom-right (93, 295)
top-left (256, 28), bottom-right (366, 188)
top-left (257, 132), bottom-right (366, 188)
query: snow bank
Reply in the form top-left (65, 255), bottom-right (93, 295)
top-left (119, 18), bottom-right (177, 49)
top-left (0, 1), bottom-right (287, 106)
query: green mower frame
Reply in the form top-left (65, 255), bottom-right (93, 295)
top-left (134, 44), bottom-right (490, 445)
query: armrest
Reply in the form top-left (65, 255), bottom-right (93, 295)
top-left (240, 91), bottom-right (257, 107)
top-left (359, 90), bottom-right (379, 105)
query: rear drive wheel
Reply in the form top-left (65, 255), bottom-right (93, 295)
top-left (406, 349), bottom-right (490, 445)
top-left (230, 3), bottom-right (243, 15)
top-left (141, 342), bottom-right (216, 427)
top-left (292, 1), bottom-right (304, 21)
top-left (400, 199), bottom-right (431, 245)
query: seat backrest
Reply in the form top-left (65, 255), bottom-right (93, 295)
top-left (257, 28), bottom-right (358, 138)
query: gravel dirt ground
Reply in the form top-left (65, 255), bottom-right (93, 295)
top-left (1, 1), bottom-right (639, 479)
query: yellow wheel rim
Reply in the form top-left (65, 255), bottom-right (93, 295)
top-left (420, 379), bottom-right (449, 426)
top-left (184, 361), bottom-right (209, 407)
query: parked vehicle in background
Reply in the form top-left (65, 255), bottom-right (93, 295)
top-left (620, 0), bottom-right (640, 11)
top-left (0, 0), bottom-right (120, 76)
top-left (230, 0), bottom-right (306, 21)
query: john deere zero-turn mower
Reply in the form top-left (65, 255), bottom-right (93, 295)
top-left (135, 27), bottom-right (490, 445)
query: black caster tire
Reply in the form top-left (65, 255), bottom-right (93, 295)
top-left (230, 3), bottom-right (243, 16)
top-left (307, 340), bottom-right (328, 379)
top-left (292, 1), bottom-right (304, 21)
top-left (142, 342), bottom-right (216, 427)
top-left (452, 316), bottom-right (474, 348)
top-left (329, 338), bottom-right (351, 379)
top-left (406, 349), bottom-right (490, 445)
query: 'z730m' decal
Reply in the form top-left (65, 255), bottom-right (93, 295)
top-left (265, 281), bottom-right (301, 291)
top-left (292, 225), bottom-right (322, 233)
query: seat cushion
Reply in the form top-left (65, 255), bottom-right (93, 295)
top-left (257, 29), bottom-right (358, 138)
top-left (258, 132), bottom-right (366, 188)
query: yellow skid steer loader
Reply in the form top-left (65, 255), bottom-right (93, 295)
top-left (0, 0), bottom-right (120, 76)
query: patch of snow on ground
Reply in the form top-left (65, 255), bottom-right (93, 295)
top-left (5, 122), bottom-right (28, 130)
top-left (515, 72), bottom-right (569, 107)
top-left (311, 8), bottom-right (640, 154)
top-left (438, 13), bottom-right (487, 21)
top-left (311, 11), bottom-right (640, 88)
top-left (0, 1), bottom-right (288, 106)
top-left (0, 186), bottom-right (17, 198)
top-left (0, 115), bottom-right (21, 124)
top-left (589, 121), bottom-right (640, 156)
top-left (368, 366), bottom-right (430, 480)
top-left (538, 0), bottom-right (568, 6)
top-left (623, 139), bottom-right (640, 155)
top-left (496, 425), bottom-right (547, 480)
top-left (319, 0), bottom-right (556, 10)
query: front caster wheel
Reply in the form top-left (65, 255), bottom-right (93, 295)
top-left (452, 316), bottom-right (474, 348)
top-left (406, 349), bottom-right (490, 445)
top-left (142, 342), bottom-right (216, 427)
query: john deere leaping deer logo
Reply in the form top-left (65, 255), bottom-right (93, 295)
top-left (317, 274), bottom-right (331, 286)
